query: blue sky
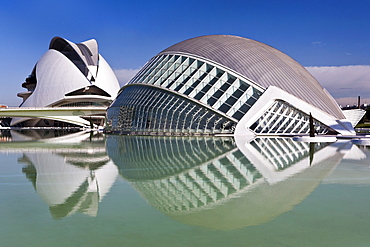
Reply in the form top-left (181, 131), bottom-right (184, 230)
top-left (1, 0), bottom-right (370, 106)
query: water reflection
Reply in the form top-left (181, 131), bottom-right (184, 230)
top-left (1, 129), bottom-right (366, 227)
top-left (107, 135), bottom-right (358, 229)
top-left (1, 130), bottom-right (118, 219)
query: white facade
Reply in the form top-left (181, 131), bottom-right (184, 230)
top-left (12, 37), bottom-right (120, 127)
top-left (342, 109), bottom-right (366, 128)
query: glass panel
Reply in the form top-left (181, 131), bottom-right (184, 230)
top-left (107, 86), bottom-right (237, 135)
top-left (127, 54), bottom-right (266, 120)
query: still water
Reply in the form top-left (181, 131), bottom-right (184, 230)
top-left (1, 130), bottom-right (370, 247)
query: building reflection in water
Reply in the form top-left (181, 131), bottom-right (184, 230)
top-left (2, 130), bottom-right (118, 219)
top-left (107, 135), bottom-right (359, 230)
top-left (2, 129), bottom-right (365, 224)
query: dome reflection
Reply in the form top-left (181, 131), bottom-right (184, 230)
top-left (108, 135), bottom-right (353, 229)
top-left (8, 130), bottom-right (118, 219)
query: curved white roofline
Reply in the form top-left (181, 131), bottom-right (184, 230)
top-left (13, 36), bottom-right (120, 127)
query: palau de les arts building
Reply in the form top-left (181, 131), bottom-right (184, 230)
top-left (13, 37), bottom-right (120, 128)
top-left (106, 35), bottom-right (356, 136)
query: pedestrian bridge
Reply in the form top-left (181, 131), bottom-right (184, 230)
top-left (0, 107), bottom-right (107, 126)
top-left (0, 107), bottom-right (107, 117)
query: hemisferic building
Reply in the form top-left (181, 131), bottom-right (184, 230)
top-left (106, 35), bottom-right (355, 136)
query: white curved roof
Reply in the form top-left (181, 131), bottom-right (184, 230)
top-left (94, 55), bottom-right (120, 98)
top-left (20, 37), bottom-right (120, 108)
top-left (50, 37), bottom-right (99, 67)
top-left (160, 35), bottom-right (344, 119)
top-left (21, 49), bottom-right (92, 107)
top-left (13, 37), bottom-right (120, 127)
top-left (17, 37), bottom-right (120, 107)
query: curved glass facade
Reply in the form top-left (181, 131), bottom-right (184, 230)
top-left (107, 35), bottom-right (350, 136)
top-left (107, 53), bottom-right (264, 135)
top-left (129, 54), bottom-right (263, 121)
top-left (107, 85), bottom-right (236, 135)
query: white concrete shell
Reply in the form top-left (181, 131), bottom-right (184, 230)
top-left (22, 49), bottom-right (91, 107)
top-left (13, 37), bottom-right (120, 127)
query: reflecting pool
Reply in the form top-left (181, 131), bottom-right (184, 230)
top-left (1, 130), bottom-right (370, 246)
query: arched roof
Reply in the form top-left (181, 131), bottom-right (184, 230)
top-left (50, 37), bottom-right (99, 67)
top-left (160, 35), bottom-right (344, 119)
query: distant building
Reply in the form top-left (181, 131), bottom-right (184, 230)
top-left (107, 35), bottom-right (355, 136)
top-left (12, 37), bottom-right (120, 128)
